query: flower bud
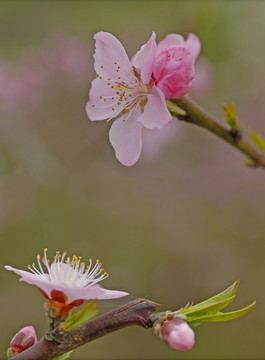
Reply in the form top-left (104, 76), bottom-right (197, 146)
top-left (9, 326), bottom-right (37, 355)
top-left (153, 33), bottom-right (201, 100)
top-left (161, 319), bottom-right (195, 351)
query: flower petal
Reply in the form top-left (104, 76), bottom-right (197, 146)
top-left (4, 265), bottom-right (55, 296)
top-left (137, 86), bottom-right (171, 129)
top-left (186, 33), bottom-right (201, 61)
top-left (86, 78), bottom-right (123, 120)
top-left (157, 34), bottom-right (185, 53)
top-left (109, 108), bottom-right (143, 166)
top-left (132, 32), bottom-right (157, 84)
top-left (93, 32), bottom-right (134, 82)
top-left (66, 284), bottom-right (129, 302)
top-left (155, 47), bottom-right (194, 99)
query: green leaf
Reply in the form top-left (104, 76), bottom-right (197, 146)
top-left (243, 157), bottom-right (258, 167)
top-left (223, 102), bottom-right (239, 130)
top-left (186, 301), bottom-right (256, 323)
top-left (248, 129), bottom-right (265, 152)
top-left (53, 351), bottom-right (74, 360)
top-left (181, 295), bottom-right (235, 318)
top-left (172, 281), bottom-right (255, 326)
top-left (60, 300), bottom-right (99, 332)
top-left (184, 280), bottom-right (239, 313)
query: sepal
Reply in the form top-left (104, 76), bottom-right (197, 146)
top-left (59, 300), bottom-right (99, 332)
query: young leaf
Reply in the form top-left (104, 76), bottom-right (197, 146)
top-left (53, 351), bottom-right (74, 360)
top-left (185, 281), bottom-right (239, 312)
top-left (186, 301), bottom-right (256, 323)
top-left (223, 102), bottom-right (239, 130)
top-left (248, 129), bottom-right (265, 152)
top-left (180, 295), bottom-right (235, 318)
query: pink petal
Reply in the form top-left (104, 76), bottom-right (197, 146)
top-left (93, 32), bottom-right (134, 82)
top-left (155, 48), bottom-right (195, 99)
top-left (4, 265), bottom-right (57, 296)
top-left (86, 78), bottom-right (123, 120)
top-left (186, 33), bottom-right (201, 61)
top-left (157, 72), bottom-right (193, 99)
top-left (157, 34), bottom-right (185, 53)
top-left (132, 32), bottom-right (157, 84)
top-left (137, 86), bottom-right (171, 129)
top-left (109, 108), bottom-right (143, 166)
top-left (153, 49), bottom-right (168, 83)
top-left (67, 284), bottom-right (129, 302)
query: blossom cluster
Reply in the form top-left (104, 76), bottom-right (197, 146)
top-left (86, 31), bottom-right (200, 166)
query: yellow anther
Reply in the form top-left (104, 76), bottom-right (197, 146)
top-left (101, 65), bottom-right (104, 68)
top-left (44, 248), bottom-right (48, 251)
top-left (37, 254), bottom-right (41, 259)
top-left (100, 96), bottom-right (102, 99)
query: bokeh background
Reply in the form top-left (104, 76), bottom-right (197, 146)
top-left (0, 1), bottom-right (265, 359)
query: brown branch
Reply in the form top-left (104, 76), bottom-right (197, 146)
top-left (168, 95), bottom-right (265, 169)
top-left (11, 299), bottom-right (160, 360)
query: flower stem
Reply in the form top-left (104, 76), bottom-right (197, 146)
top-left (11, 299), bottom-right (160, 360)
top-left (168, 95), bottom-right (265, 169)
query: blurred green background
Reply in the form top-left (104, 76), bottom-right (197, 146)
top-left (0, 1), bottom-right (265, 359)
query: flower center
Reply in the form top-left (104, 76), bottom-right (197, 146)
top-left (27, 249), bottom-right (109, 290)
top-left (92, 65), bottom-right (153, 123)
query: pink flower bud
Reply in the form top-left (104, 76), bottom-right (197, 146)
top-left (10, 326), bottom-right (37, 355)
top-left (153, 33), bottom-right (201, 100)
top-left (161, 319), bottom-right (195, 351)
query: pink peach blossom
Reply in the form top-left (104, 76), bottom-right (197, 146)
top-left (161, 319), bottom-right (195, 351)
top-left (153, 33), bottom-right (201, 99)
top-left (10, 326), bottom-right (37, 355)
top-left (86, 32), bottom-right (171, 166)
top-left (5, 249), bottom-right (128, 315)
